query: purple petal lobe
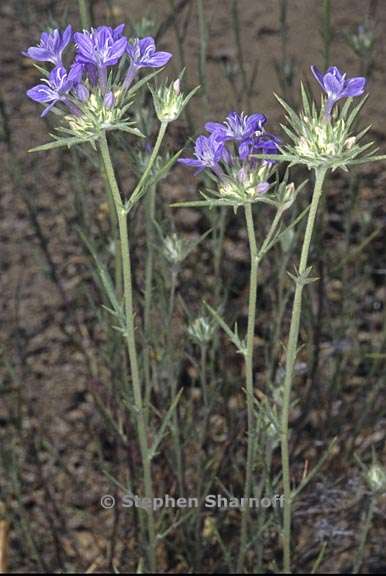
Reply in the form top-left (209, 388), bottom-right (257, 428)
top-left (343, 77), bottom-right (367, 97)
top-left (323, 72), bottom-right (343, 99)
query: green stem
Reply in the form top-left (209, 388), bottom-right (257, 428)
top-left (167, 269), bottom-right (185, 496)
top-left (280, 166), bottom-right (327, 573)
top-left (99, 132), bottom-right (157, 573)
top-left (322, 0), bottom-right (332, 69)
top-left (78, 0), bottom-right (91, 29)
top-left (130, 122), bottom-right (168, 207)
top-left (200, 343), bottom-right (208, 408)
top-left (197, 0), bottom-right (209, 112)
top-left (143, 185), bottom-right (156, 424)
top-left (99, 152), bottom-right (122, 295)
top-left (231, 0), bottom-right (248, 104)
top-left (238, 204), bottom-right (283, 572)
top-left (237, 204), bottom-right (259, 573)
top-left (353, 495), bottom-right (375, 574)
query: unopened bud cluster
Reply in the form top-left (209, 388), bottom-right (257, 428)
top-left (188, 316), bottom-right (216, 345)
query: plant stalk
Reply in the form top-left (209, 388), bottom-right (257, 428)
top-left (99, 132), bottom-right (157, 572)
top-left (280, 166), bottom-right (327, 573)
top-left (78, 0), bottom-right (91, 29)
top-left (238, 203), bottom-right (283, 572)
top-left (130, 121), bottom-right (168, 207)
top-left (143, 185), bottom-right (156, 424)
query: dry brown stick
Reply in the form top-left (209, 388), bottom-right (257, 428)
top-left (0, 507), bottom-right (9, 575)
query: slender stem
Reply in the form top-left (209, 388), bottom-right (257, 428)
top-left (130, 122), bottom-right (168, 207)
top-left (143, 185), bottom-right (156, 425)
top-left (99, 153), bottom-right (123, 296)
top-left (99, 132), bottom-right (157, 573)
top-left (280, 167), bottom-right (327, 573)
top-left (231, 0), bottom-right (248, 104)
top-left (322, 0), bottom-right (332, 69)
top-left (78, 0), bottom-right (91, 29)
top-left (197, 0), bottom-right (209, 112)
top-left (237, 204), bottom-right (259, 572)
top-left (200, 343), bottom-right (208, 408)
top-left (238, 204), bottom-right (284, 573)
top-left (167, 269), bottom-right (185, 496)
top-left (353, 495), bottom-right (375, 573)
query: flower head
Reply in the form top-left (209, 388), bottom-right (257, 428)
top-left (367, 464), bottom-right (386, 493)
top-left (150, 77), bottom-right (198, 123)
top-left (238, 134), bottom-right (280, 163)
top-left (126, 36), bottom-right (172, 70)
top-left (277, 73), bottom-right (376, 170)
top-left (205, 112), bottom-right (267, 163)
top-left (23, 25), bottom-right (73, 66)
top-left (206, 112), bottom-right (266, 142)
top-left (74, 26), bottom-right (127, 69)
top-left (24, 25), bottom-right (176, 143)
top-left (179, 112), bottom-right (280, 203)
top-left (124, 36), bottom-right (172, 90)
top-left (311, 65), bottom-right (367, 117)
top-left (27, 64), bottom-right (83, 116)
top-left (179, 133), bottom-right (229, 175)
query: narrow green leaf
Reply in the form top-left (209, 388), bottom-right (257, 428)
top-left (149, 389), bottom-right (184, 460)
top-left (204, 302), bottom-right (246, 354)
top-left (29, 136), bottom-right (93, 153)
top-left (78, 229), bottom-right (123, 321)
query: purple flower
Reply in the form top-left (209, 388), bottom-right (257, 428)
top-left (205, 112), bottom-right (267, 160)
top-left (27, 64), bottom-right (83, 116)
top-left (124, 36), bottom-right (172, 89)
top-left (240, 134), bottom-right (280, 163)
top-left (205, 112), bottom-right (267, 143)
top-left (74, 26), bottom-right (127, 67)
top-left (178, 134), bottom-right (229, 176)
top-left (23, 25), bottom-right (73, 66)
top-left (74, 26), bottom-right (127, 93)
top-left (311, 65), bottom-right (367, 116)
top-left (127, 36), bottom-right (172, 69)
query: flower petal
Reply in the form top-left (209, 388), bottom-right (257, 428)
top-left (25, 46), bottom-right (52, 62)
top-left (238, 140), bottom-right (251, 160)
top-left (27, 84), bottom-right (56, 103)
top-left (205, 121), bottom-right (227, 136)
top-left (111, 36), bottom-right (128, 58)
top-left (145, 51), bottom-right (172, 67)
top-left (310, 65), bottom-right (325, 90)
top-left (62, 24), bottom-right (73, 49)
top-left (323, 72), bottom-right (343, 98)
top-left (343, 77), bottom-right (367, 98)
top-left (138, 36), bottom-right (156, 55)
top-left (113, 24), bottom-right (126, 39)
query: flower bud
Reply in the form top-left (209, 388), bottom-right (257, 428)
top-left (345, 136), bottom-right (356, 150)
top-left (367, 464), bottom-right (386, 493)
top-left (173, 78), bottom-right (181, 95)
top-left (103, 91), bottom-right (115, 109)
top-left (256, 181), bottom-right (269, 194)
top-left (162, 233), bottom-right (185, 265)
top-left (188, 316), bottom-right (215, 345)
top-left (151, 79), bottom-right (199, 123)
top-left (76, 83), bottom-right (89, 102)
top-left (279, 182), bottom-right (296, 209)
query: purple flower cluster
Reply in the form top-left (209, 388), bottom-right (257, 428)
top-left (24, 25), bottom-right (172, 117)
top-left (311, 65), bottom-right (367, 117)
top-left (179, 112), bottom-right (279, 196)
